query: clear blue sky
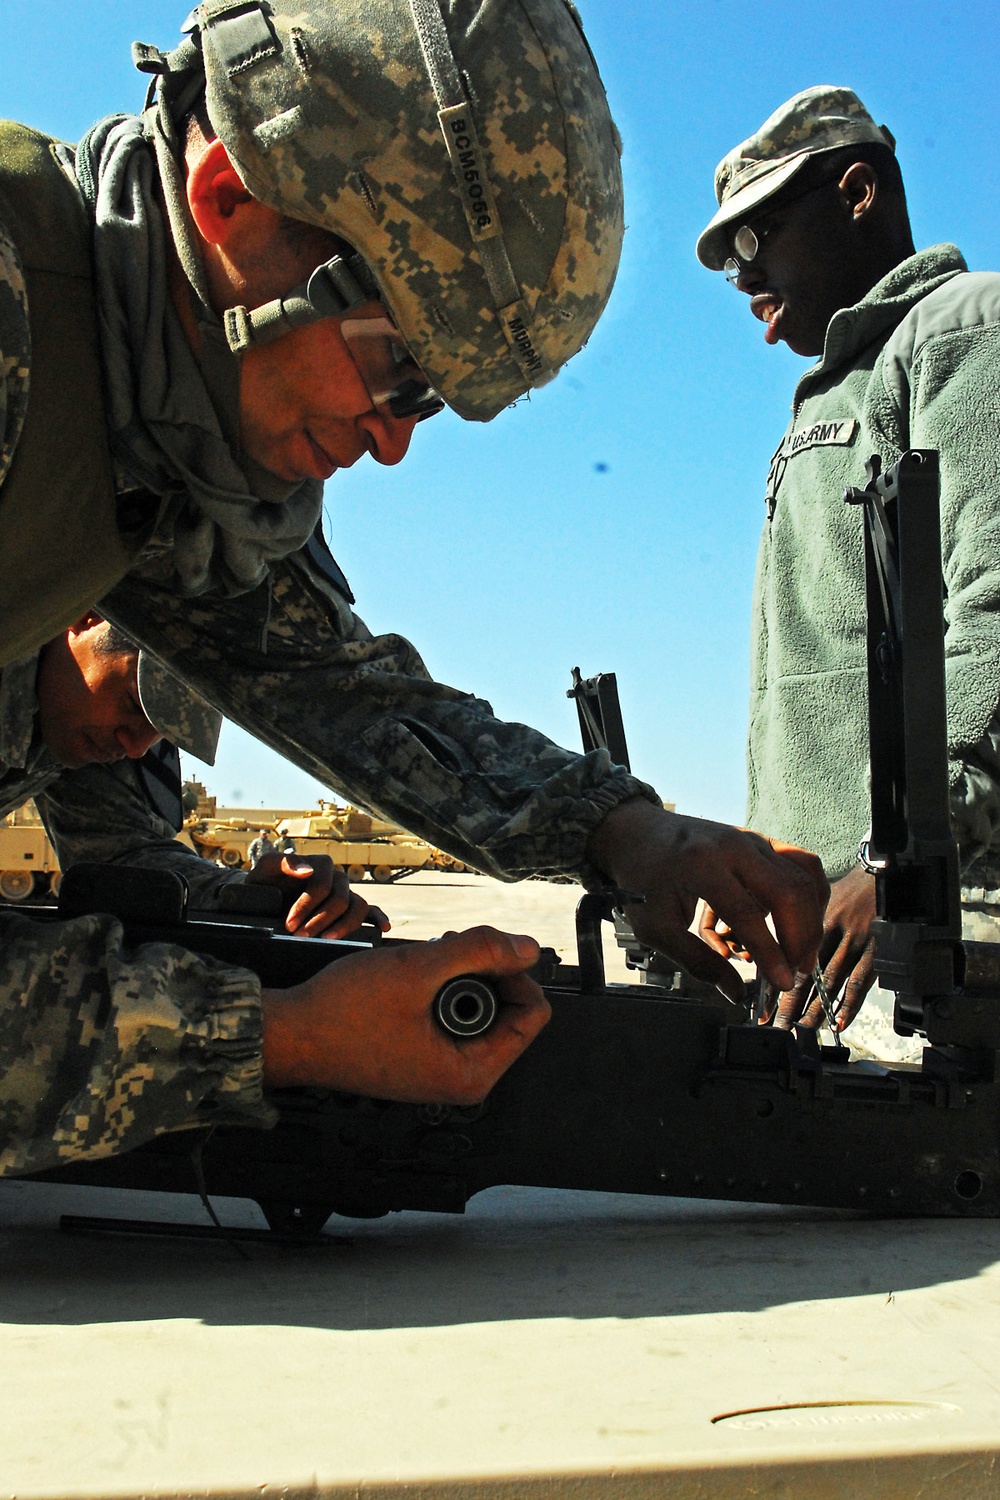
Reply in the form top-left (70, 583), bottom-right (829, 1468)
top-left (4, 1), bottom-right (997, 820)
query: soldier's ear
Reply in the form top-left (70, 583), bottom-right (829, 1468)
top-left (838, 161), bottom-right (879, 223)
top-left (186, 137), bottom-right (269, 249)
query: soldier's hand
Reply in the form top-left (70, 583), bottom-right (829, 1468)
top-left (247, 852), bottom-right (390, 938)
top-left (771, 865), bottom-right (877, 1032)
top-left (261, 926), bottom-right (549, 1103)
top-left (587, 799), bottom-right (828, 1003)
top-left (698, 904), bottom-right (753, 962)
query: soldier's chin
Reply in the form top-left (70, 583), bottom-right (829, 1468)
top-left (50, 747), bottom-right (87, 771)
top-left (52, 731), bottom-right (102, 770)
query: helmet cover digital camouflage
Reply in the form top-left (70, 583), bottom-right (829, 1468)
top-left (182, 0), bottom-right (624, 422)
top-left (696, 85), bottom-right (896, 271)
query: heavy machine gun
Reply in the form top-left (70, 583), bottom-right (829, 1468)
top-left (10, 450), bottom-right (1000, 1230)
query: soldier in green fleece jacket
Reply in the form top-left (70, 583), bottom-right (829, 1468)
top-left (696, 85), bottom-right (1000, 1034)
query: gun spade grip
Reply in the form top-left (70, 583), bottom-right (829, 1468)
top-left (432, 975), bottom-right (499, 1038)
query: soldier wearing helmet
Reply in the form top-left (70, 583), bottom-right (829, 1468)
top-left (0, 2), bottom-right (826, 1175)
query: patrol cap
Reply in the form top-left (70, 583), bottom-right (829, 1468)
top-left (696, 86), bottom-right (896, 271)
top-left (137, 653), bottom-right (223, 766)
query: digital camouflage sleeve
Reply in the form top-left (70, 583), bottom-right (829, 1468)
top-left (0, 678), bottom-right (272, 1175)
top-left (104, 545), bottom-right (660, 885)
top-left (36, 757), bottom-right (249, 910)
top-left (0, 221), bottom-right (29, 491)
top-left (0, 907), bottom-right (273, 1176)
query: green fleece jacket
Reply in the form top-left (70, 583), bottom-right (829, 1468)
top-left (748, 245), bottom-right (1000, 884)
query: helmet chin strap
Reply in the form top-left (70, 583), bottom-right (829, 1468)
top-left (222, 252), bottom-right (379, 355)
top-left (137, 51), bottom-right (304, 502)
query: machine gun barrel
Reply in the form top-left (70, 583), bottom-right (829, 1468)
top-left (432, 975), bottom-right (500, 1037)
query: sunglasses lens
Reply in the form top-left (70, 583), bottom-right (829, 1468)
top-left (389, 381), bottom-right (446, 421)
top-left (724, 256), bottom-right (741, 286)
top-left (341, 317), bottom-right (443, 423)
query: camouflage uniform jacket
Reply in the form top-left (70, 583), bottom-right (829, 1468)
top-left (0, 653), bottom-right (274, 1177)
top-left (749, 245), bottom-right (1000, 892)
top-left (104, 539), bottom-right (658, 888)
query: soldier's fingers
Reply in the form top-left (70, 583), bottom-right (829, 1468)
top-left (817, 931), bottom-right (856, 1000)
top-left (285, 861), bottom-right (353, 932)
top-left (835, 945), bottom-right (877, 1030)
top-left (428, 926), bottom-right (541, 982)
top-left (642, 926), bottom-right (747, 1004)
top-left (295, 889), bottom-right (370, 939)
top-left (770, 971), bottom-right (814, 1030)
top-left (747, 843), bottom-right (827, 981)
top-left (773, 990), bottom-right (825, 1031)
top-left (697, 905), bottom-right (737, 959)
top-left (794, 996), bottom-right (827, 1031)
top-left (702, 880), bottom-right (791, 992)
top-left (755, 981), bottom-right (778, 1025)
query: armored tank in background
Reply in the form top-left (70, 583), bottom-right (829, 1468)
top-left (181, 782), bottom-right (290, 869)
top-left (182, 784), bottom-right (469, 883)
top-left (0, 804), bottom-right (58, 901)
top-left (0, 787), bottom-right (471, 900)
top-left (275, 804), bottom-right (469, 884)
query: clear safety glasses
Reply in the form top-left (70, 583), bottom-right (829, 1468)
top-left (340, 316), bottom-right (445, 423)
top-left (723, 224), bottom-right (764, 286)
top-left (722, 176), bottom-right (839, 286)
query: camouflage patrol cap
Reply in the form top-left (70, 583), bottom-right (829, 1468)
top-left (137, 653), bottom-right (223, 765)
top-left (696, 86), bottom-right (896, 271)
top-left (166, 0), bottom-right (623, 422)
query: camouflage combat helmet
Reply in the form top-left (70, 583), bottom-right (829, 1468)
top-left (135, 0), bottom-right (624, 422)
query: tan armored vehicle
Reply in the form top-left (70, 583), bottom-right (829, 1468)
top-left (1, 784), bottom-right (469, 896)
top-left (181, 784), bottom-right (467, 883)
top-left (276, 804), bottom-right (468, 884)
top-left (0, 803), bottom-right (58, 901)
top-left (180, 784), bottom-right (280, 870)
